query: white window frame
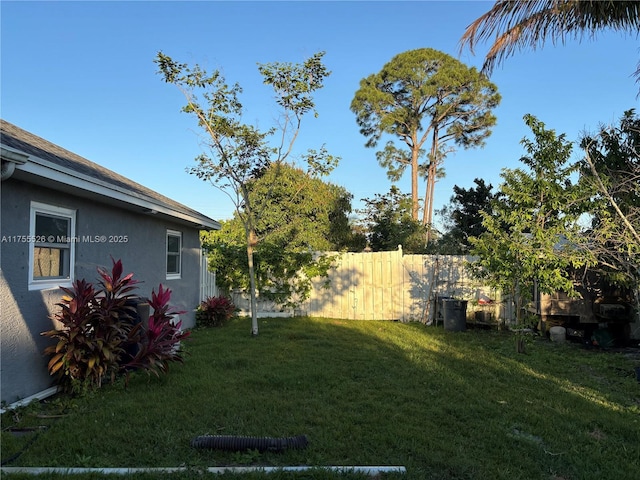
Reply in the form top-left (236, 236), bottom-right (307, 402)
top-left (166, 229), bottom-right (182, 280)
top-left (28, 202), bottom-right (76, 291)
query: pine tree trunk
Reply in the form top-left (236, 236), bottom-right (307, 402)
top-left (411, 145), bottom-right (420, 221)
top-left (423, 127), bottom-right (440, 243)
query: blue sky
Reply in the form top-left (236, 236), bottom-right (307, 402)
top-left (2, 1), bottom-right (638, 226)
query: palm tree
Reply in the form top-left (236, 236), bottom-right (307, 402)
top-left (459, 0), bottom-right (640, 81)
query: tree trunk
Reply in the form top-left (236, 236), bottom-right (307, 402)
top-left (411, 145), bottom-right (420, 221)
top-left (423, 161), bottom-right (437, 242)
top-left (246, 230), bottom-right (259, 336)
top-left (423, 167), bottom-right (431, 227)
top-left (514, 277), bottom-right (527, 353)
top-left (422, 127), bottom-right (440, 243)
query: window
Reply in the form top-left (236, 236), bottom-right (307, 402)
top-left (29, 202), bottom-right (76, 290)
top-left (166, 230), bottom-right (182, 279)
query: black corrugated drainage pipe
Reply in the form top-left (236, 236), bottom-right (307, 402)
top-left (191, 434), bottom-right (309, 452)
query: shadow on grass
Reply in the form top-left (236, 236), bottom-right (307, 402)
top-left (2, 317), bottom-right (639, 480)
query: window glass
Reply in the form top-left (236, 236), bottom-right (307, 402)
top-left (167, 235), bottom-right (180, 254)
top-left (35, 214), bottom-right (70, 239)
top-left (166, 231), bottom-right (182, 277)
top-left (167, 254), bottom-right (179, 274)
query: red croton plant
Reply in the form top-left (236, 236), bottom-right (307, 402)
top-left (195, 295), bottom-right (236, 327)
top-left (42, 258), bottom-right (190, 393)
top-left (126, 283), bottom-right (191, 378)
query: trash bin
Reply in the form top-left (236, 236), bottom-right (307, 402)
top-left (123, 298), bottom-right (150, 359)
top-left (124, 297), bottom-right (149, 327)
top-left (442, 299), bottom-right (467, 332)
top-left (435, 295), bottom-right (452, 325)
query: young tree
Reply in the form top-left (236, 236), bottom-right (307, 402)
top-left (437, 178), bottom-right (497, 253)
top-left (202, 163), bottom-right (366, 308)
top-left (350, 48), bottom-right (501, 241)
top-left (357, 186), bottom-right (427, 253)
top-left (469, 115), bottom-right (594, 349)
top-left (460, 0), bottom-right (640, 85)
top-left (155, 51), bottom-right (336, 336)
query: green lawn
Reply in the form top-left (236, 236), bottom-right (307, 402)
top-left (2, 317), bottom-right (639, 479)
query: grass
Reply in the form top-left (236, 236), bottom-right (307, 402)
top-left (1, 317), bottom-right (639, 480)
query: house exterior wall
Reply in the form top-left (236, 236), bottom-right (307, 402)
top-left (1, 178), bottom-right (203, 404)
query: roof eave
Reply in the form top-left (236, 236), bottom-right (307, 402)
top-left (7, 150), bottom-right (220, 231)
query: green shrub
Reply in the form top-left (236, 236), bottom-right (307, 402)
top-left (195, 296), bottom-right (236, 327)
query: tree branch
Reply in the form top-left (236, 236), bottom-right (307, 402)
top-left (583, 143), bottom-right (640, 245)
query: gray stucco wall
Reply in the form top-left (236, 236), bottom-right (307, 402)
top-left (1, 178), bottom-right (203, 404)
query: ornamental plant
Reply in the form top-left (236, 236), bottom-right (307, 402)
top-left (42, 259), bottom-right (140, 393)
top-left (195, 296), bottom-right (236, 328)
top-left (125, 284), bottom-right (190, 378)
top-left (42, 259), bottom-right (190, 393)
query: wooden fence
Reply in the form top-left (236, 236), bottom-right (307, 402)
top-left (228, 247), bottom-right (505, 323)
top-left (302, 247), bottom-right (502, 322)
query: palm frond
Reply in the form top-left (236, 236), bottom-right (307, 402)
top-left (460, 0), bottom-right (640, 76)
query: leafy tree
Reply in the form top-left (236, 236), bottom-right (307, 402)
top-left (460, 0), bottom-right (640, 84)
top-left (357, 186), bottom-right (427, 253)
top-left (579, 109), bottom-right (640, 289)
top-left (155, 51), bottom-right (336, 335)
top-left (350, 48), bottom-right (501, 242)
top-left (469, 115), bottom-right (594, 349)
top-left (437, 178), bottom-right (497, 254)
top-left (203, 163), bottom-right (365, 309)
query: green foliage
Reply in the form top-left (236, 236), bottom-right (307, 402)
top-left (350, 48), bottom-right (499, 150)
top-left (195, 296), bottom-right (237, 328)
top-left (357, 186), bottom-right (427, 253)
top-left (469, 115), bottom-right (595, 327)
top-left (437, 178), bottom-right (498, 253)
top-left (257, 51), bottom-right (330, 118)
top-left (351, 47), bottom-right (501, 228)
top-left (245, 163), bottom-right (359, 252)
top-left (202, 163), bottom-right (360, 308)
top-left (41, 259), bottom-right (189, 393)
